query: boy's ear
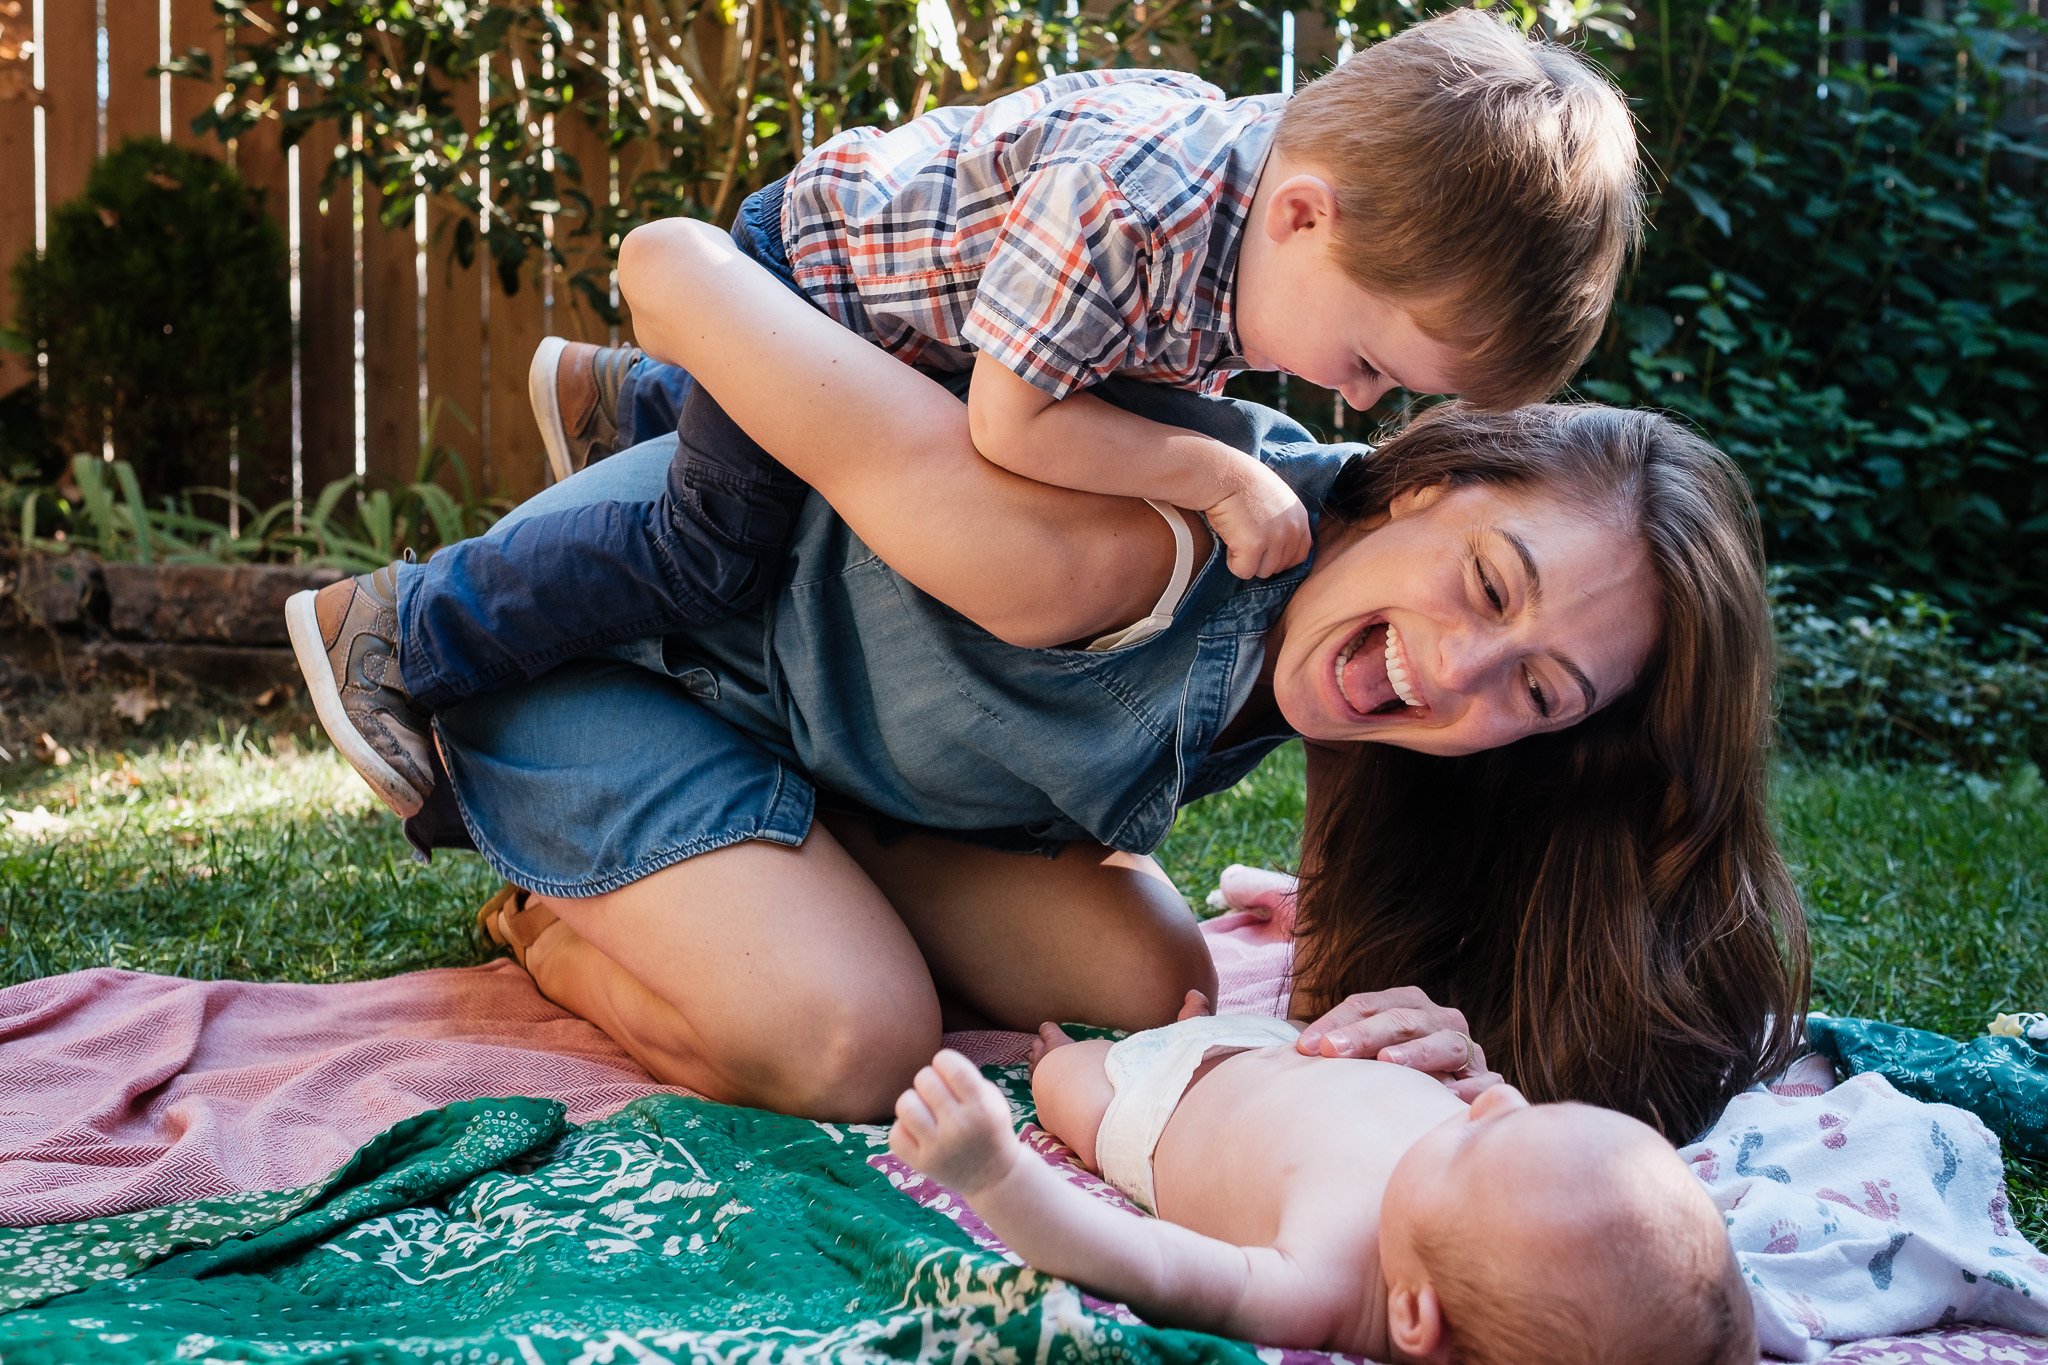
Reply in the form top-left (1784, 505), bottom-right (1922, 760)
top-left (1387, 1280), bottom-right (1449, 1363)
top-left (1262, 172), bottom-right (1339, 242)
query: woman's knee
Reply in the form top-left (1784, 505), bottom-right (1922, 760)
top-left (723, 984), bottom-right (942, 1122)
top-left (1094, 909), bottom-right (1216, 1032)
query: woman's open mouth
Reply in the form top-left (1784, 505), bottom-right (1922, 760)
top-left (1333, 621), bottom-right (1428, 721)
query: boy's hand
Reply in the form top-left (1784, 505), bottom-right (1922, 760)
top-left (1204, 461), bottom-right (1312, 579)
top-left (889, 1049), bottom-right (1025, 1200)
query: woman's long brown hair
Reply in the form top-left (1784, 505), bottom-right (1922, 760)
top-left (1292, 403), bottom-right (1810, 1143)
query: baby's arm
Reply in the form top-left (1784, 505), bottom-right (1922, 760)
top-left (968, 355), bottom-right (1311, 581)
top-left (891, 1050), bottom-right (1345, 1349)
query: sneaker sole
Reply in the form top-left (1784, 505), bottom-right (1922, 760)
top-left (529, 336), bottom-right (575, 484)
top-left (285, 588), bottom-right (428, 820)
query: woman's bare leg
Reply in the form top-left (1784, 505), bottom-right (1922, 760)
top-left (489, 824), bottom-right (943, 1121)
top-left (826, 818), bottom-right (1216, 1034)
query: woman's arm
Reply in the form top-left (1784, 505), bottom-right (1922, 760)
top-left (618, 218), bottom-right (1206, 649)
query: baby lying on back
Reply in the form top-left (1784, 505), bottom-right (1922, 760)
top-left (889, 998), bottom-right (1755, 1364)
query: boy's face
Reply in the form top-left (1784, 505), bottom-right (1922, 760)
top-left (1232, 171), bottom-right (1466, 413)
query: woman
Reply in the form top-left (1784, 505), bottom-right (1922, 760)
top-left (412, 219), bottom-right (1806, 1142)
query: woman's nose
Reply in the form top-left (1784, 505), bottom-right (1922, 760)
top-left (1437, 628), bottom-right (1513, 692)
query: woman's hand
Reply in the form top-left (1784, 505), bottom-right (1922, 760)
top-left (1294, 986), bottom-right (1503, 1102)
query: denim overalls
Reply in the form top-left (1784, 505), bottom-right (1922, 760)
top-left (404, 383), bottom-right (1358, 897)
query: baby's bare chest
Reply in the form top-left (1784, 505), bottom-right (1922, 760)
top-left (1145, 1052), bottom-right (1454, 1249)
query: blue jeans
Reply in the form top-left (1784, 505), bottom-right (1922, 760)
top-left (394, 180), bottom-right (813, 712)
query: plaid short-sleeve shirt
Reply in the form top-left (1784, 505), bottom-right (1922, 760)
top-left (782, 71), bottom-right (1283, 401)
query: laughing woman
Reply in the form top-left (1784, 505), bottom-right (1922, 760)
top-left (389, 220), bottom-right (1806, 1143)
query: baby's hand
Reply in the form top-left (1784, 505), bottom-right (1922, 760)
top-left (889, 1049), bottom-right (1024, 1200)
top-left (1204, 462), bottom-right (1311, 580)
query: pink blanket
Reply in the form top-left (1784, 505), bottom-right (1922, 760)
top-left (0, 905), bottom-right (1292, 1227)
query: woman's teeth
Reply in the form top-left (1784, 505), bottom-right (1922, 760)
top-left (1334, 623), bottom-right (1424, 717)
top-left (1384, 624), bottom-right (1421, 708)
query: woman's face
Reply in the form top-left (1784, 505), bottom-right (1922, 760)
top-left (1270, 480), bottom-right (1662, 756)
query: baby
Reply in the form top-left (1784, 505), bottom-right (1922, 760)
top-left (889, 1001), bottom-right (1756, 1364)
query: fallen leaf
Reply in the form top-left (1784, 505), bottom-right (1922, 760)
top-left (32, 732), bottom-right (71, 766)
top-left (112, 685), bottom-right (168, 727)
top-left (252, 684), bottom-right (292, 711)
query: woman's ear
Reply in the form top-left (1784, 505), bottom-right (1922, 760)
top-left (1387, 1280), bottom-right (1449, 1363)
top-left (1385, 481), bottom-right (1449, 522)
top-left (1262, 171), bottom-right (1339, 242)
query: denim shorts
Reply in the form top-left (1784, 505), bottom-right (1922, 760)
top-left (402, 441), bottom-right (817, 897)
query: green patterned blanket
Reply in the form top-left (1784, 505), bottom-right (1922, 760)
top-left (0, 1072), bottom-right (1255, 1364)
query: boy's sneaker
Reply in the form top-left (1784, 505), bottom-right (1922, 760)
top-left (285, 564), bottom-right (437, 819)
top-left (529, 336), bottom-right (642, 482)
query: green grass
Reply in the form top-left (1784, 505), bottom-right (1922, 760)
top-left (1, 700), bottom-right (2043, 1244)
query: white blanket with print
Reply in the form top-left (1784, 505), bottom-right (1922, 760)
top-left (1680, 1053), bottom-right (2048, 1360)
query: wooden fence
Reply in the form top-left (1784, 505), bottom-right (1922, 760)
top-left (0, 0), bottom-right (627, 508)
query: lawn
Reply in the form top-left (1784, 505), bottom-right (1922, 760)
top-left (2, 692), bottom-right (2043, 1244)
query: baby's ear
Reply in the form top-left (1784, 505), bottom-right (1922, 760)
top-left (1387, 1281), bottom-right (1449, 1363)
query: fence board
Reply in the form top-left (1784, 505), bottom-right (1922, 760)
top-left (486, 231), bottom-right (550, 505)
top-left (361, 181), bottom-right (420, 489)
top-left (297, 120), bottom-right (356, 495)
top-left (222, 89), bottom-right (292, 502)
top-left (104, 0), bottom-right (164, 147)
top-left (0, 80), bottom-right (33, 395)
top-left (42, 0), bottom-right (97, 211)
top-left (168, 0), bottom-right (225, 150)
top-left (423, 67), bottom-right (483, 488)
top-left (550, 106), bottom-right (616, 348)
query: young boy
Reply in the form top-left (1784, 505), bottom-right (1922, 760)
top-left (288, 9), bottom-right (1642, 820)
top-left (890, 1004), bottom-right (1756, 1364)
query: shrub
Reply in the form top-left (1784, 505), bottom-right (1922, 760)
top-left (1581, 0), bottom-right (2048, 631)
top-left (10, 138), bottom-right (290, 500)
top-left (1773, 573), bottom-right (2048, 771)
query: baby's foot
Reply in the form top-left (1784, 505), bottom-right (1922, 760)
top-left (889, 1049), bottom-right (1024, 1200)
top-left (1027, 1022), bottom-right (1075, 1074)
top-left (286, 564), bottom-right (436, 818)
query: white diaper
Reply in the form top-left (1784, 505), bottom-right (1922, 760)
top-left (1094, 1013), bottom-right (1301, 1213)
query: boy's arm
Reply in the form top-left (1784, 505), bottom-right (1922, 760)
top-left (968, 356), bottom-right (1311, 580)
top-left (893, 1051), bottom-right (1345, 1349)
top-left (617, 218), bottom-right (1200, 649)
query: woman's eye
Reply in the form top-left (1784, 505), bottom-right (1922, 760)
top-left (1476, 559), bottom-right (1503, 613)
top-left (1526, 671), bottom-right (1553, 719)
top-left (1358, 357), bottom-right (1381, 381)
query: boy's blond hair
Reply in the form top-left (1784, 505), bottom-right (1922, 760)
top-left (1274, 8), bottom-right (1642, 409)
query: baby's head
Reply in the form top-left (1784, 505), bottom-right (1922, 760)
top-left (1242, 9), bottom-right (1641, 412)
top-left (1378, 1085), bottom-right (1754, 1365)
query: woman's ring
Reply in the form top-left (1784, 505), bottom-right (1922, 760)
top-left (1453, 1030), bottom-right (1476, 1076)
